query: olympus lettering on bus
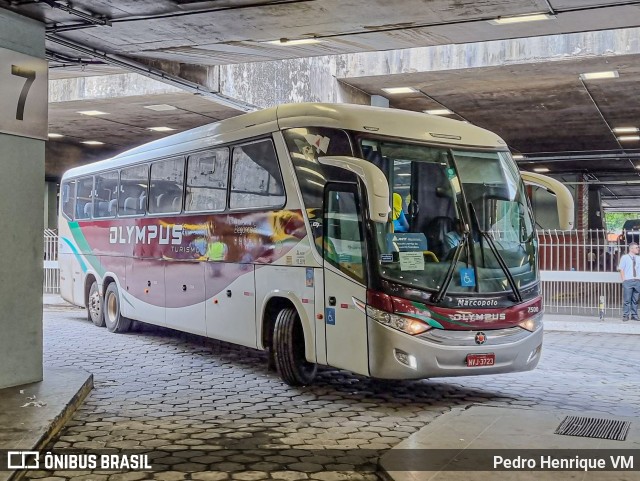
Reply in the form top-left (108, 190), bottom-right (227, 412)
top-left (109, 225), bottom-right (183, 245)
top-left (450, 312), bottom-right (506, 322)
top-left (457, 298), bottom-right (499, 307)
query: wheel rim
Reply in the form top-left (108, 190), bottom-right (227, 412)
top-left (106, 293), bottom-right (117, 323)
top-left (88, 290), bottom-right (100, 319)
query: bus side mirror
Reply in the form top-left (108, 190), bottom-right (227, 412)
top-left (521, 171), bottom-right (575, 230)
top-left (317, 155), bottom-right (390, 223)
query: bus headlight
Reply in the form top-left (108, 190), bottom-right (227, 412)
top-left (518, 312), bottom-right (543, 332)
top-left (367, 305), bottom-right (431, 335)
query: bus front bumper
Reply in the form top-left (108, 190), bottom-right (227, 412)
top-left (367, 319), bottom-right (543, 380)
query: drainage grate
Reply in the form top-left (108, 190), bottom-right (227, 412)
top-left (555, 416), bottom-right (630, 441)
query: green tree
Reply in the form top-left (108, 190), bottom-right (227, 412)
top-left (604, 212), bottom-right (640, 232)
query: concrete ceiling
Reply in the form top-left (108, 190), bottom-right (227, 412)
top-left (5, 0), bottom-right (640, 208)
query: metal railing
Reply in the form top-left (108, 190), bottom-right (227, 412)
top-left (537, 229), bottom-right (623, 272)
top-left (537, 229), bottom-right (626, 318)
top-left (44, 229), bottom-right (60, 293)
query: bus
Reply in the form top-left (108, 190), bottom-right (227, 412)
top-left (59, 102), bottom-right (545, 386)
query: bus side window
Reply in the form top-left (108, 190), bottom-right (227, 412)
top-left (324, 188), bottom-right (365, 283)
top-left (230, 139), bottom-right (285, 210)
top-left (119, 164), bottom-right (148, 217)
top-left (93, 171), bottom-right (119, 218)
top-left (149, 157), bottom-right (185, 215)
top-left (75, 176), bottom-right (94, 220)
top-left (186, 148), bottom-right (229, 212)
top-left (61, 180), bottom-right (76, 220)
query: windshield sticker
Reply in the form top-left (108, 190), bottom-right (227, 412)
top-left (380, 253), bottom-right (394, 263)
top-left (460, 267), bottom-right (476, 287)
top-left (399, 252), bottom-right (425, 271)
top-left (387, 233), bottom-right (428, 252)
top-left (303, 134), bottom-right (330, 154)
top-left (446, 168), bottom-right (456, 179)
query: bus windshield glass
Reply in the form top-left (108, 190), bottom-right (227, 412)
top-left (363, 139), bottom-right (537, 294)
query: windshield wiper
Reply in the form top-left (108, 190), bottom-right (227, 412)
top-left (468, 203), bottom-right (523, 303)
top-left (432, 228), bottom-right (469, 304)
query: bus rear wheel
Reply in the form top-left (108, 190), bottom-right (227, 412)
top-left (87, 280), bottom-right (105, 327)
top-left (103, 283), bottom-right (132, 333)
top-left (273, 307), bottom-right (317, 386)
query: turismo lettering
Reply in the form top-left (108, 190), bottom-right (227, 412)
top-left (109, 225), bottom-right (183, 245)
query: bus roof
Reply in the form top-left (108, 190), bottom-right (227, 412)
top-left (62, 103), bottom-right (508, 180)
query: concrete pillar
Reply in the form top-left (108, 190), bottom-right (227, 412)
top-left (0, 9), bottom-right (45, 389)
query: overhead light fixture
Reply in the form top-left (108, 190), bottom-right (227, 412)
top-left (489, 13), bottom-right (555, 25)
top-left (147, 127), bottom-right (175, 132)
top-left (618, 135), bottom-right (640, 142)
top-left (397, 173), bottom-right (411, 176)
top-left (78, 110), bottom-right (108, 116)
top-left (81, 140), bottom-right (105, 145)
top-left (381, 87), bottom-right (418, 95)
top-left (613, 127), bottom-right (639, 133)
top-left (580, 71), bottom-right (619, 80)
top-left (533, 167), bottom-right (550, 173)
top-left (48, 133), bottom-right (64, 138)
top-left (512, 154), bottom-right (524, 160)
top-left (424, 109), bottom-right (453, 116)
top-left (264, 38), bottom-right (321, 46)
top-left (144, 104), bottom-right (177, 111)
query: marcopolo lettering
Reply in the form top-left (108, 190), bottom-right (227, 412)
top-left (109, 225), bottom-right (183, 245)
top-left (451, 312), bottom-right (506, 322)
top-left (457, 298), bottom-right (499, 307)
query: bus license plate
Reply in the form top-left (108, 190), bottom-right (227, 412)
top-left (466, 353), bottom-right (495, 367)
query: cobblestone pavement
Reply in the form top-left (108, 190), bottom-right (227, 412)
top-left (25, 307), bottom-right (640, 481)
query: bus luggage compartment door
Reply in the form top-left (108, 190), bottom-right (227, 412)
top-left (165, 260), bottom-right (206, 336)
top-left (124, 258), bottom-right (166, 326)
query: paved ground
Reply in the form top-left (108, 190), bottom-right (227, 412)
top-left (24, 305), bottom-right (640, 481)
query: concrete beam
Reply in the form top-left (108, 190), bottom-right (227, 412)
top-left (219, 57), bottom-right (369, 109)
top-left (216, 26), bottom-right (640, 108)
top-left (336, 27), bottom-right (640, 78)
top-left (49, 72), bottom-right (183, 104)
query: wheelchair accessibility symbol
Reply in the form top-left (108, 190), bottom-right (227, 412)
top-left (460, 267), bottom-right (476, 287)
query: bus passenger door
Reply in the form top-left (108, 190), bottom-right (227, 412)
top-left (322, 184), bottom-right (370, 376)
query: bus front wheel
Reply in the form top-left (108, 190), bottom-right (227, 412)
top-left (273, 307), bottom-right (317, 386)
top-left (103, 283), bottom-right (132, 333)
top-left (87, 280), bottom-right (105, 327)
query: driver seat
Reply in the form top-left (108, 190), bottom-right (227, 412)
top-left (426, 216), bottom-right (455, 259)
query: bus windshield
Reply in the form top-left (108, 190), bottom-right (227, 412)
top-left (363, 139), bottom-right (537, 295)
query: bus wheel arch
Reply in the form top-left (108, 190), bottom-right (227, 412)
top-left (85, 274), bottom-right (104, 327)
top-left (271, 304), bottom-right (317, 386)
top-left (103, 281), bottom-right (132, 334)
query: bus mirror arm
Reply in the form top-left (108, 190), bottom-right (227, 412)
top-left (317, 156), bottom-right (390, 223)
top-left (521, 171), bottom-right (574, 230)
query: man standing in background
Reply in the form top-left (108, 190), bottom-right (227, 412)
top-left (618, 242), bottom-right (640, 321)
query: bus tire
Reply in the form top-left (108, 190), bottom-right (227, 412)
top-left (103, 283), bottom-right (132, 333)
top-left (87, 280), bottom-right (105, 327)
top-left (273, 307), bottom-right (317, 386)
